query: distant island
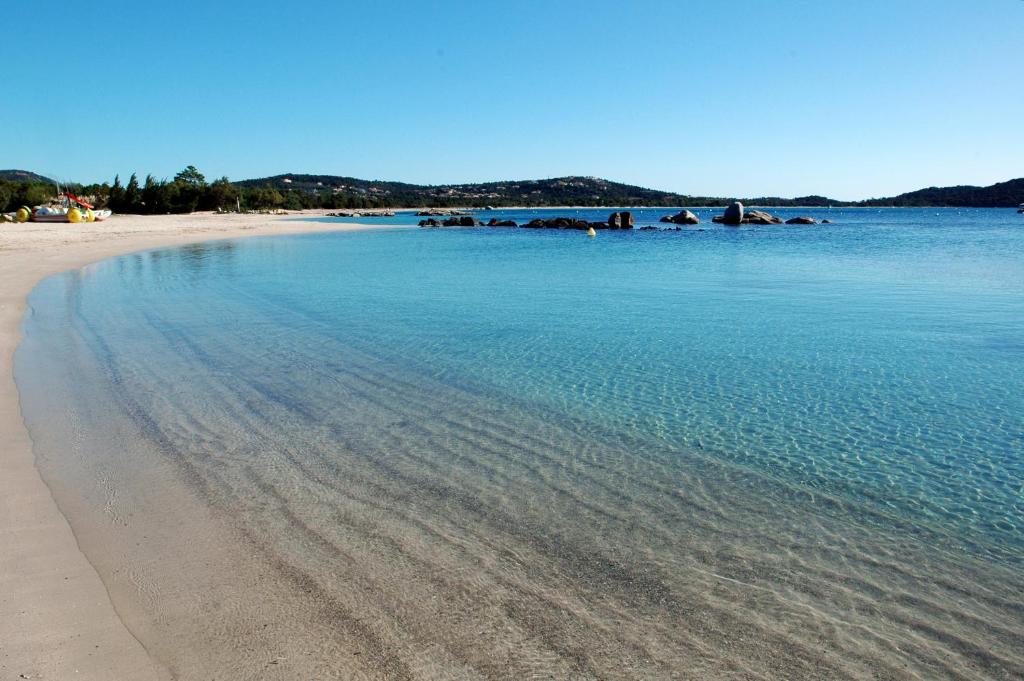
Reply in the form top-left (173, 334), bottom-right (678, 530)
top-left (1, 168), bottom-right (1021, 214)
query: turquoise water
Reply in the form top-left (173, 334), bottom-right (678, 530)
top-left (16, 208), bottom-right (1024, 679)
top-left (274, 208), bottom-right (1023, 557)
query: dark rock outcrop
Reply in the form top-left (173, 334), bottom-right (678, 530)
top-left (422, 216), bottom-right (482, 227)
top-left (440, 216), bottom-right (481, 227)
top-left (785, 216), bottom-right (817, 225)
top-left (660, 210), bottom-right (700, 225)
top-left (523, 217), bottom-right (598, 229)
top-left (608, 211), bottom-right (635, 229)
top-left (713, 204), bottom-right (783, 225)
top-left (486, 218), bottom-right (518, 227)
top-left (822, 219), bottom-right (833, 224)
top-left (722, 201), bottom-right (744, 224)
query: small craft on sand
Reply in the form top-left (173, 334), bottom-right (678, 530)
top-left (15, 189), bottom-right (112, 223)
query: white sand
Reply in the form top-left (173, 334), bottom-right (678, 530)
top-left (0, 212), bottom-right (384, 680)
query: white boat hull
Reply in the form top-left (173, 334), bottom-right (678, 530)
top-left (30, 209), bottom-right (113, 223)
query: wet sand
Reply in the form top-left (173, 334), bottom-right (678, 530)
top-left (0, 212), bottom-right (380, 680)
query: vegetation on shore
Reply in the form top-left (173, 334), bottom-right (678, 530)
top-left (1, 168), bottom-right (1021, 214)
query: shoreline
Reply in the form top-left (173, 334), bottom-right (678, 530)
top-left (0, 211), bottom-right (385, 680)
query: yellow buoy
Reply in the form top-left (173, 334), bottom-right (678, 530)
top-left (86, 208), bottom-right (95, 222)
top-left (68, 207), bottom-right (83, 223)
top-left (586, 226), bottom-right (596, 237)
top-left (16, 206), bottom-right (30, 223)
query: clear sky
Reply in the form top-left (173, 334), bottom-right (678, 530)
top-left (2, 0), bottom-right (1021, 199)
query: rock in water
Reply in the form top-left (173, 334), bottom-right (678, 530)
top-left (608, 211), bottom-right (634, 229)
top-left (785, 216), bottom-right (817, 225)
top-left (722, 201), bottom-right (744, 224)
top-left (663, 210), bottom-right (700, 225)
top-left (744, 210), bottom-right (783, 225)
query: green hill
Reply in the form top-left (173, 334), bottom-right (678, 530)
top-left (235, 174), bottom-right (693, 207)
top-left (236, 173), bottom-right (1024, 208)
top-left (4, 168), bottom-right (1023, 211)
top-left (860, 178), bottom-right (1024, 208)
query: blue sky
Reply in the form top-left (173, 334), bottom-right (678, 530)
top-left (2, 0), bottom-right (1021, 199)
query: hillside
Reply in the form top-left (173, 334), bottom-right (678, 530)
top-left (236, 173), bottom-right (1024, 208)
top-left (235, 174), bottom-right (692, 207)
top-left (860, 178), bottom-right (1024, 208)
top-left (5, 169), bottom-right (1023, 210)
top-left (0, 169), bottom-right (55, 184)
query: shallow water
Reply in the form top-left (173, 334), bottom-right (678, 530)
top-left (16, 208), bottom-right (1024, 679)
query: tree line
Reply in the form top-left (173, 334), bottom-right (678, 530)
top-left (0, 166), bottom-right (395, 214)
top-left (3, 166), bottom-right (1021, 214)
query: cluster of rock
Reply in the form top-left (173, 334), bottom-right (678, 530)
top-left (419, 216), bottom-right (481, 227)
top-left (417, 206), bottom-right (833, 231)
top-left (419, 211), bottom-right (637, 230)
top-left (711, 202), bottom-right (783, 225)
top-left (523, 211), bottom-right (635, 230)
top-left (710, 202), bottom-right (824, 226)
top-left (660, 210), bottom-right (700, 225)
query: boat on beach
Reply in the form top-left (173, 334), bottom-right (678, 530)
top-left (18, 189), bottom-right (112, 223)
top-left (28, 206), bottom-right (112, 223)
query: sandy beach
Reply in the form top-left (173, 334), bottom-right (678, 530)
top-left (0, 212), bottom-right (379, 680)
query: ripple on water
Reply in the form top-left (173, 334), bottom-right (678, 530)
top-left (15, 209), bottom-right (1024, 679)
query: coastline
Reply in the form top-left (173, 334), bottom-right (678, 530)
top-left (0, 211), bottom-right (385, 680)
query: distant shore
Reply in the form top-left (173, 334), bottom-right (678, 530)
top-left (0, 211), bottom-right (388, 681)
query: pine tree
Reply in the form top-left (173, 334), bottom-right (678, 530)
top-left (108, 175), bottom-right (125, 212)
top-left (124, 173), bottom-right (142, 213)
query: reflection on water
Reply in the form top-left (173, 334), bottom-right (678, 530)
top-left (15, 208), bottom-right (1024, 680)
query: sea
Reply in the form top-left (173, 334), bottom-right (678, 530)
top-left (14, 207), bottom-right (1024, 680)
